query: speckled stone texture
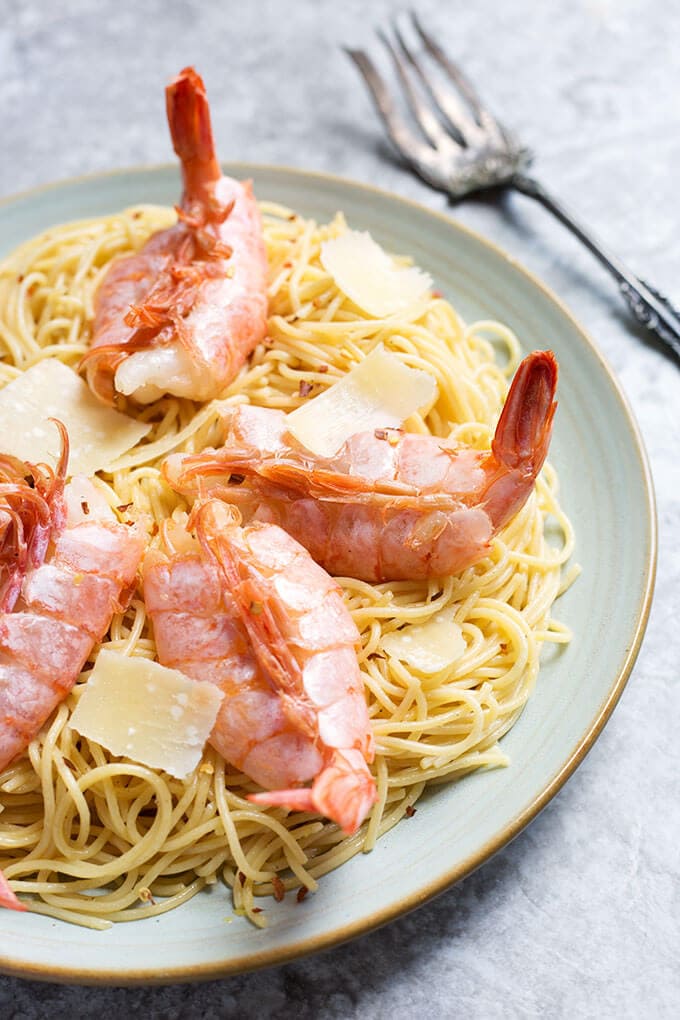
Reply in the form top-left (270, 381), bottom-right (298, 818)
top-left (0, 0), bottom-right (679, 1016)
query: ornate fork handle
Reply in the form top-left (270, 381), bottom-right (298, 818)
top-left (513, 174), bottom-right (680, 361)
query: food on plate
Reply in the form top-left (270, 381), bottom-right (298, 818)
top-left (285, 343), bottom-right (437, 458)
top-left (143, 500), bottom-right (376, 834)
top-left (319, 229), bottom-right (432, 318)
top-left (69, 648), bottom-right (225, 780)
top-left (0, 69), bottom-right (577, 928)
top-left (166, 349), bottom-right (557, 582)
top-left (81, 67), bottom-right (267, 405)
top-left (0, 359), bottom-right (150, 476)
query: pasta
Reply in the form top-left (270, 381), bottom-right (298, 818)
top-left (0, 202), bottom-right (577, 928)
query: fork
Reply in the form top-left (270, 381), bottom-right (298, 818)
top-left (346, 13), bottom-right (680, 364)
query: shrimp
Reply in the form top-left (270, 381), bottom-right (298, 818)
top-left (81, 66), bottom-right (268, 405)
top-left (164, 350), bottom-right (558, 582)
top-left (142, 500), bottom-right (376, 835)
top-left (0, 425), bottom-right (145, 910)
top-left (0, 465), bottom-right (145, 775)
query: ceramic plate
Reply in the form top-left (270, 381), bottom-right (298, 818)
top-left (0, 166), bottom-right (656, 984)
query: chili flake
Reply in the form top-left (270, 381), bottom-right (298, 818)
top-left (272, 877), bottom-right (285, 902)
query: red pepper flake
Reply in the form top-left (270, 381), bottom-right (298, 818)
top-left (27, 284), bottom-right (37, 297)
top-left (317, 363), bottom-right (329, 374)
top-left (432, 288), bottom-right (443, 298)
top-left (132, 211), bottom-right (142, 220)
top-left (252, 907), bottom-right (263, 914)
top-left (296, 886), bottom-right (309, 904)
top-left (150, 522), bottom-right (159, 537)
top-left (80, 500), bottom-right (90, 515)
top-left (116, 502), bottom-right (133, 513)
top-left (237, 871), bottom-right (246, 886)
top-left (298, 380), bottom-right (313, 398)
top-left (17, 275), bottom-right (24, 283)
top-left (288, 213), bottom-right (298, 221)
top-left (405, 805), bottom-right (417, 818)
top-left (283, 261), bottom-right (292, 269)
top-left (272, 877), bottom-right (285, 902)
top-left (499, 642), bottom-right (508, 653)
top-left (228, 473), bottom-right (245, 485)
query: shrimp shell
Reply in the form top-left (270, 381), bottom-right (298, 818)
top-left (82, 67), bottom-right (268, 405)
top-left (165, 350), bottom-right (558, 583)
top-left (143, 501), bottom-right (376, 834)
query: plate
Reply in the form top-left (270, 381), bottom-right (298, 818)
top-left (0, 165), bottom-right (656, 984)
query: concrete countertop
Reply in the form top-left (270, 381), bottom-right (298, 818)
top-left (0, 0), bottom-right (678, 1016)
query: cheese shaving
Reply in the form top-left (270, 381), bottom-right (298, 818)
top-left (320, 230), bottom-right (432, 317)
top-left (0, 359), bottom-right (150, 476)
top-left (381, 612), bottom-right (466, 675)
top-left (70, 650), bottom-right (224, 779)
top-left (287, 345), bottom-right (437, 457)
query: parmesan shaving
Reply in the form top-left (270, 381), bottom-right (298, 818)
top-left (381, 612), bottom-right (465, 675)
top-left (70, 650), bottom-right (224, 779)
top-left (287, 345), bottom-right (437, 457)
top-left (320, 230), bottom-right (432, 317)
top-left (0, 359), bottom-right (150, 476)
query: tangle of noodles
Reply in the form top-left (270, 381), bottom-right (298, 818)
top-left (0, 202), bottom-right (578, 929)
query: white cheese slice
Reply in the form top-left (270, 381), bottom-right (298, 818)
top-left (320, 230), bottom-right (432, 317)
top-left (70, 649), bottom-right (224, 779)
top-left (0, 359), bottom-right (150, 476)
top-left (286, 345), bottom-right (437, 458)
top-left (381, 611), bottom-right (465, 675)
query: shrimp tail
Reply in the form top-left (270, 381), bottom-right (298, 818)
top-left (0, 868), bottom-right (26, 912)
top-left (166, 66), bottom-right (221, 199)
top-left (491, 349), bottom-right (558, 477)
top-left (483, 349), bottom-right (558, 530)
top-left (248, 749), bottom-right (377, 836)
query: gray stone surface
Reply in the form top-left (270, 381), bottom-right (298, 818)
top-left (0, 0), bottom-right (679, 1016)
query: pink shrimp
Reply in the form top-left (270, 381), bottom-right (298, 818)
top-left (164, 350), bottom-right (558, 582)
top-left (0, 426), bottom-right (145, 910)
top-left (81, 66), bottom-right (268, 405)
top-left (142, 500), bottom-right (376, 835)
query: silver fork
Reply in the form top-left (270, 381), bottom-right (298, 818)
top-left (346, 13), bottom-right (680, 364)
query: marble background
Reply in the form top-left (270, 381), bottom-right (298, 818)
top-left (0, 0), bottom-right (678, 1016)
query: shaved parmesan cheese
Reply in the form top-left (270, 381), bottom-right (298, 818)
top-left (0, 359), bottom-right (150, 476)
top-left (320, 230), bottom-right (432, 317)
top-left (70, 649), bottom-right (224, 779)
top-left (381, 612), bottom-right (465, 675)
top-left (287, 345), bottom-right (437, 457)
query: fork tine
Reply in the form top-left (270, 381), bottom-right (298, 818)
top-left (409, 10), bottom-right (503, 140)
top-left (391, 20), bottom-right (483, 147)
top-left (376, 29), bottom-right (461, 155)
top-left (344, 47), bottom-right (450, 189)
